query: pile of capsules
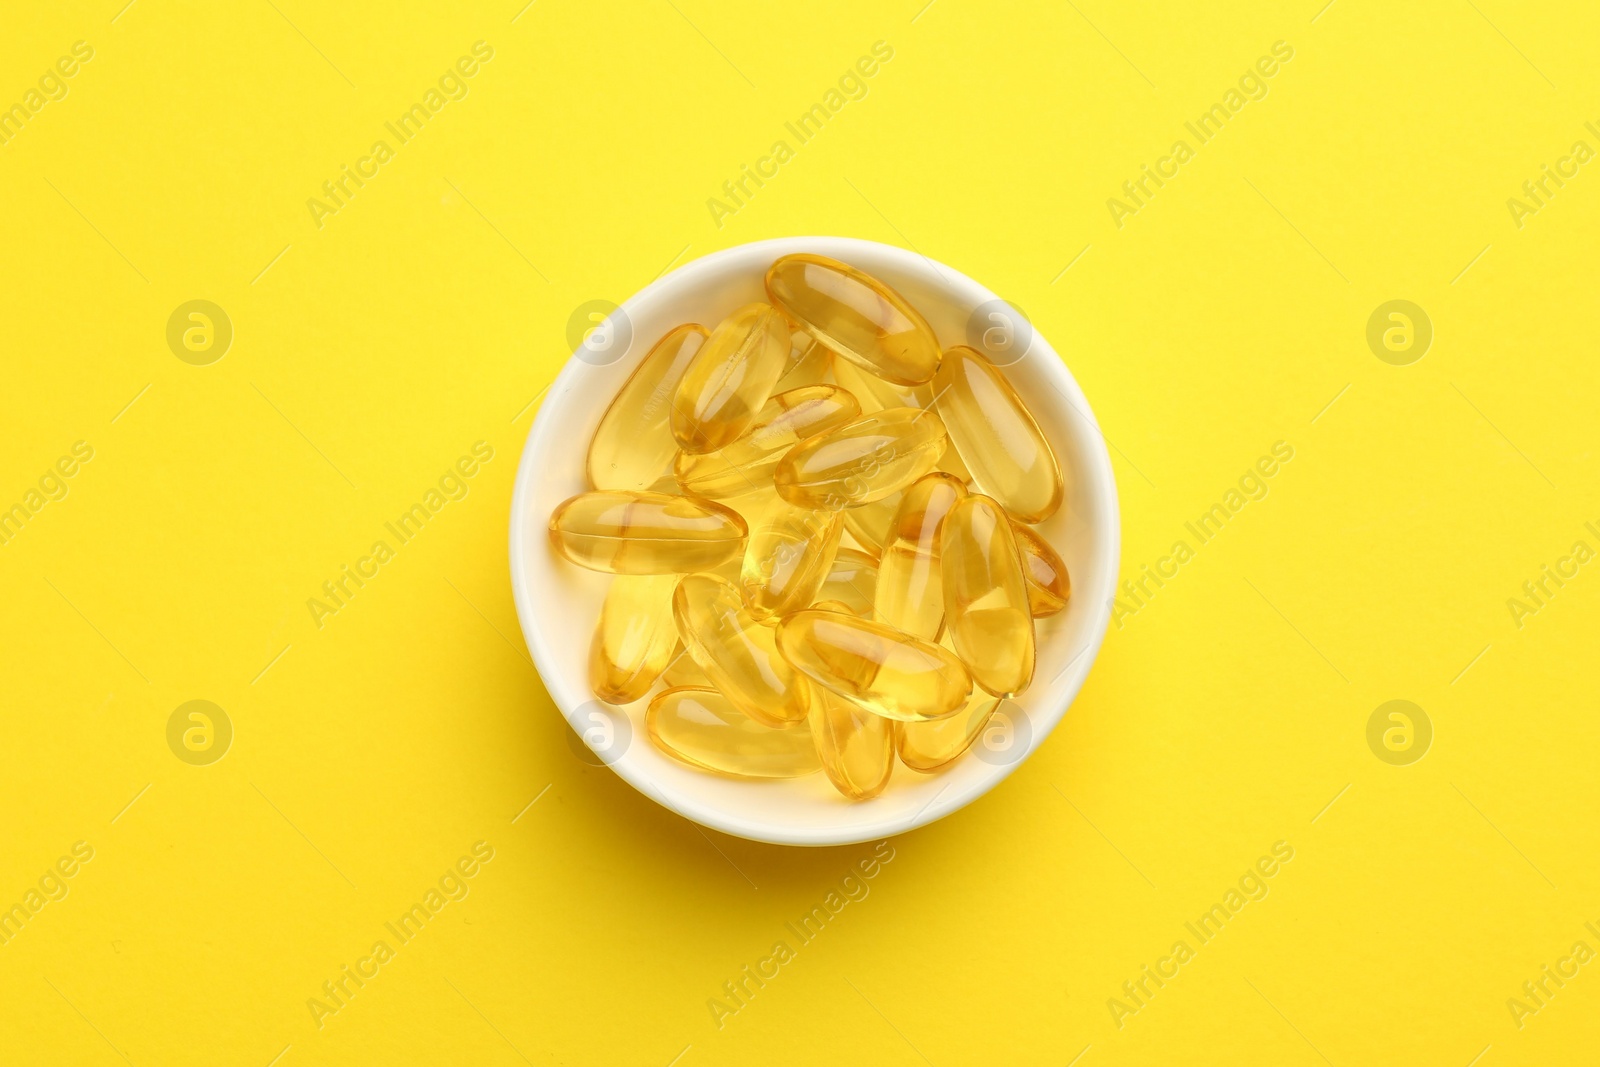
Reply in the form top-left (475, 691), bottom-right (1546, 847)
top-left (548, 253), bottom-right (1070, 801)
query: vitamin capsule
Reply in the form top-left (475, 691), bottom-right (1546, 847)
top-left (672, 303), bottom-right (792, 454)
top-left (588, 324), bottom-right (709, 491)
top-left (937, 438), bottom-right (973, 484)
top-left (550, 491), bottom-right (747, 573)
top-left (776, 334), bottom-right (833, 391)
top-left (809, 687), bottom-right (894, 800)
top-left (1012, 520), bottom-right (1070, 617)
top-left (589, 574), bottom-right (680, 703)
top-left (841, 492), bottom-right (900, 559)
top-left (765, 254), bottom-right (942, 385)
top-left (776, 609), bottom-right (971, 722)
top-left (810, 599), bottom-right (859, 614)
top-left (830, 353), bottom-right (932, 414)
top-left (875, 473), bottom-right (967, 640)
top-left (648, 687), bottom-right (821, 779)
top-left (899, 692), bottom-right (1004, 772)
top-left (933, 346), bottom-right (1063, 523)
top-left (740, 497), bottom-right (843, 620)
top-left (941, 494), bottom-right (1035, 696)
top-left (675, 385), bottom-right (860, 499)
top-left (660, 645), bottom-right (711, 688)
top-left (673, 575), bottom-right (811, 727)
top-left (815, 547), bottom-right (879, 616)
top-left (774, 407), bottom-right (947, 510)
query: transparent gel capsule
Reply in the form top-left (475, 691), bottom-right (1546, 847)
top-left (589, 574), bottom-right (680, 703)
top-left (587, 324), bottom-right (709, 491)
top-left (648, 687), bottom-right (821, 779)
top-left (942, 494), bottom-right (1036, 697)
top-left (675, 385), bottom-right (860, 499)
top-left (815, 547), bottom-right (879, 616)
top-left (740, 497), bottom-right (844, 620)
top-left (773, 407), bottom-right (947, 510)
top-left (933, 346), bottom-right (1063, 523)
top-left (776, 334), bottom-right (833, 391)
top-left (1012, 520), bottom-right (1070, 617)
top-left (549, 491), bottom-right (747, 573)
top-left (775, 609), bottom-right (971, 722)
top-left (875, 473), bottom-right (967, 640)
top-left (765, 254), bottom-right (941, 386)
top-left (899, 692), bottom-right (1003, 772)
top-left (841, 491), bottom-right (900, 559)
top-left (660, 645), bottom-right (711, 688)
top-left (810, 599), bottom-right (858, 614)
top-left (673, 575), bottom-right (811, 727)
top-left (937, 438), bottom-right (973, 485)
top-left (809, 687), bottom-right (894, 800)
top-left (671, 302), bottom-right (792, 454)
top-left (830, 353), bottom-right (932, 413)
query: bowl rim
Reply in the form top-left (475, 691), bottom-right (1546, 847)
top-left (509, 235), bottom-right (1120, 846)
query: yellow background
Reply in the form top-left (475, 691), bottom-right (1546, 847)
top-left (2, 0), bottom-right (1597, 1063)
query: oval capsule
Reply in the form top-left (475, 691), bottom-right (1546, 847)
top-left (774, 407), bottom-right (947, 510)
top-left (775, 609), bottom-right (971, 722)
top-left (675, 385), bottom-right (860, 499)
top-left (815, 547), bottom-right (879, 616)
top-left (875, 473), bottom-right (967, 640)
top-left (1012, 520), bottom-right (1070, 617)
top-left (673, 575), bottom-right (811, 727)
top-left (672, 303), bottom-right (792, 454)
top-left (588, 324), bottom-right (709, 491)
top-left (941, 494), bottom-right (1035, 696)
top-left (550, 491), bottom-right (747, 573)
top-left (740, 497), bottom-right (843, 620)
top-left (648, 687), bottom-right (821, 779)
top-left (809, 688), bottom-right (894, 800)
top-left (765, 254), bottom-right (941, 385)
top-left (899, 692), bottom-right (1003, 772)
top-left (841, 491), bottom-right (900, 559)
top-left (588, 574), bottom-right (680, 703)
top-left (933, 346), bottom-right (1063, 523)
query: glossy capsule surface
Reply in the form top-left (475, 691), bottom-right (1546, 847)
top-left (942, 494), bottom-right (1035, 697)
top-left (809, 688), bottom-right (894, 800)
top-left (765, 254), bottom-right (941, 385)
top-left (841, 492), bottom-right (900, 559)
top-left (740, 497), bottom-right (843, 620)
top-left (550, 491), bottom-right (747, 573)
top-left (830, 354), bottom-right (932, 414)
top-left (673, 575), bottom-right (811, 727)
top-left (672, 303), bottom-right (792, 454)
top-left (1013, 520), bottom-right (1070, 617)
top-left (933, 346), bottom-right (1063, 523)
top-left (776, 609), bottom-right (971, 722)
top-left (589, 574), bottom-right (679, 703)
top-left (815, 547), bottom-right (878, 616)
top-left (675, 385), bottom-right (860, 499)
top-left (588, 324), bottom-right (708, 491)
top-left (774, 407), bottom-right (946, 510)
top-left (899, 692), bottom-right (1003, 772)
top-left (875, 473), bottom-right (967, 640)
top-left (648, 687), bottom-right (820, 779)
top-left (660, 646), bottom-right (711, 688)
top-left (776, 334), bottom-right (832, 390)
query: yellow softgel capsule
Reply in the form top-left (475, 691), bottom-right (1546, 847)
top-left (830, 354), bottom-right (931, 414)
top-left (673, 575), bottom-right (811, 727)
top-left (899, 692), bottom-right (1003, 773)
top-left (740, 497), bottom-right (843, 620)
top-left (588, 574), bottom-right (680, 703)
top-left (765, 253), bottom-right (941, 386)
top-left (941, 494), bottom-right (1036, 696)
top-left (1012, 520), bottom-right (1070, 617)
top-left (648, 687), bottom-right (821, 779)
top-left (841, 491), bottom-right (900, 559)
top-left (809, 688), bottom-right (894, 800)
top-left (874, 473), bottom-right (967, 640)
top-left (549, 491), bottom-right (747, 573)
top-left (774, 407), bottom-right (947, 510)
top-left (776, 609), bottom-right (971, 722)
top-left (776, 334), bottom-right (833, 391)
top-left (671, 302), bottom-right (792, 454)
top-left (587, 324), bottom-right (709, 491)
top-left (815, 547), bottom-right (878, 616)
top-left (675, 385), bottom-right (860, 499)
top-left (933, 346), bottom-right (1064, 523)
top-left (660, 646), bottom-right (711, 688)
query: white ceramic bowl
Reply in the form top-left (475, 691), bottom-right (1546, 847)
top-left (509, 237), bottom-right (1119, 846)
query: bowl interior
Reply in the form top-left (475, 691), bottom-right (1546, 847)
top-left (509, 237), bottom-right (1119, 846)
